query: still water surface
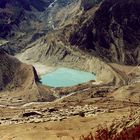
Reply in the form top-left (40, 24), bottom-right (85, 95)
top-left (41, 68), bottom-right (96, 87)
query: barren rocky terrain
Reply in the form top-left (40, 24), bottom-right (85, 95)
top-left (1, 50), bottom-right (140, 139)
top-left (0, 80), bottom-right (140, 140)
top-left (0, 0), bottom-right (140, 140)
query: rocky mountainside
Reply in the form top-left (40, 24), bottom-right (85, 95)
top-left (17, 0), bottom-right (135, 85)
top-left (60, 0), bottom-right (140, 65)
top-left (0, 0), bottom-right (52, 38)
top-left (0, 0), bottom-right (84, 53)
top-left (0, 0), bottom-right (82, 39)
top-left (1, 0), bottom-right (140, 85)
top-left (0, 49), bottom-right (55, 105)
top-left (1, 0), bottom-right (140, 65)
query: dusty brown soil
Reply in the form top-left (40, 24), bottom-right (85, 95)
top-left (0, 109), bottom-right (131, 140)
top-left (0, 84), bottom-right (140, 140)
top-left (0, 59), bottom-right (140, 140)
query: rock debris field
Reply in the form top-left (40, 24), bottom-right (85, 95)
top-left (0, 105), bottom-right (109, 125)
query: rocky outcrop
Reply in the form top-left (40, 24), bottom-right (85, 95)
top-left (0, 49), bottom-right (56, 105)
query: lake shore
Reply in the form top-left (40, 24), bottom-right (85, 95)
top-left (15, 54), bottom-right (57, 75)
top-left (32, 63), bottom-right (57, 76)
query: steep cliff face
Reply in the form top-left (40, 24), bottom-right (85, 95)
top-left (0, 49), bottom-right (55, 105)
top-left (61, 0), bottom-right (140, 65)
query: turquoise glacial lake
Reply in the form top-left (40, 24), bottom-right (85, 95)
top-left (40, 68), bottom-right (96, 87)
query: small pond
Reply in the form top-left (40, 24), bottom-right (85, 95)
top-left (40, 68), bottom-right (96, 87)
